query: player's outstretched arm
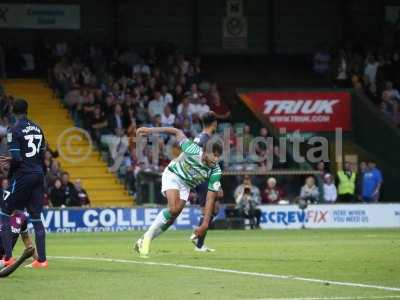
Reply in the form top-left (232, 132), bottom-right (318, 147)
top-left (195, 191), bottom-right (217, 237)
top-left (137, 127), bottom-right (186, 141)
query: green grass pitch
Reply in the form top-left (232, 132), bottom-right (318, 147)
top-left (2, 229), bottom-right (400, 300)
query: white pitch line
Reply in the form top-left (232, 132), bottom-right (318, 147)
top-left (254, 297), bottom-right (400, 300)
top-left (48, 256), bottom-right (400, 293)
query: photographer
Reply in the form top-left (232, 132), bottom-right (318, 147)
top-left (234, 176), bottom-right (262, 229)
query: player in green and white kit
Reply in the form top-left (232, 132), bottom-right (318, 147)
top-left (134, 126), bottom-right (223, 258)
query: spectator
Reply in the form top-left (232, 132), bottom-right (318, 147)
top-left (160, 84), bottom-right (173, 105)
top-left (209, 92), bottom-right (231, 121)
top-left (383, 81), bottom-right (400, 102)
top-left (186, 83), bottom-right (202, 102)
top-left (240, 124), bottom-right (253, 155)
top-left (107, 103), bottom-right (126, 135)
top-left (49, 178), bottom-right (66, 208)
top-left (173, 84), bottom-right (184, 104)
top-left (299, 176), bottom-right (319, 203)
top-left (336, 161), bottom-right (356, 203)
top-left (313, 45), bottom-right (331, 76)
top-left (322, 173), bottom-right (337, 203)
top-left (101, 103), bottom-right (128, 161)
top-left (177, 96), bottom-right (196, 117)
top-left (190, 114), bottom-right (202, 137)
top-left (181, 117), bottom-right (194, 138)
top-left (361, 161), bottom-right (383, 202)
top-left (335, 50), bottom-right (348, 87)
top-left (135, 94), bottom-right (150, 124)
top-left (89, 106), bottom-right (108, 142)
top-left (234, 176), bottom-right (261, 229)
top-left (316, 161), bottom-right (328, 175)
top-left (261, 177), bottom-right (285, 204)
top-left (364, 56), bottom-right (379, 89)
top-left (381, 90), bottom-right (399, 123)
top-left (61, 172), bottom-right (78, 207)
top-left (193, 96), bottom-right (210, 117)
top-left (272, 145), bottom-right (288, 169)
top-left (72, 179), bottom-right (90, 207)
top-left (357, 161), bottom-right (368, 201)
top-left (259, 127), bottom-right (268, 138)
top-left (55, 41), bottom-right (68, 57)
top-left (47, 160), bottom-right (63, 186)
top-left (161, 105), bottom-right (175, 127)
top-left (148, 90), bottom-right (166, 119)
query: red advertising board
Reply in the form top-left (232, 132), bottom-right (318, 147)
top-left (239, 91), bottom-right (351, 132)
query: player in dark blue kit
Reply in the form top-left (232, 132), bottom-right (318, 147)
top-left (0, 99), bottom-right (48, 268)
top-left (190, 112), bottom-right (222, 252)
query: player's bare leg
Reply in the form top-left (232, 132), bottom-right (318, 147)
top-left (135, 189), bottom-right (185, 258)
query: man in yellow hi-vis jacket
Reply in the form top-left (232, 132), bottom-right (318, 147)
top-left (336, 161), bottom-right (357, 203)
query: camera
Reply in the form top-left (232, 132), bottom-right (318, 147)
top-left (244, 187), bottom-right (251, 195)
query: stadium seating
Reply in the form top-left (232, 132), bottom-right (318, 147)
top-left (0, 79), bottom-right (133, 207)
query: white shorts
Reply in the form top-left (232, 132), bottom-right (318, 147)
top-left (161, 168), bottom-right (190, 201)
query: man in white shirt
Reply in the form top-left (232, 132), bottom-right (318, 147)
top-left (193, 97), bottom-right (210, 117)
top-left (364, 56), bottom-right (379, 87)
top-left (323, 173), bottom-right (337, 203)
top-left (177, 97), bottom-right (196, 116)
top-left (160, 85), bottom-right (173, 105)
top-left (148, 90), bottom-right (166, 119)
top-left (161, 105), bottom-right (175, 127)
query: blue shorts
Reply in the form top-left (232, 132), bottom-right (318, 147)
top-left (1, 173), bottom-right (45, 217)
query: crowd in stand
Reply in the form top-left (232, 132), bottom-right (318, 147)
top-left (313, 44), bottom-right (400, 125)
top-left (49, 42), bottom-right (294, 201)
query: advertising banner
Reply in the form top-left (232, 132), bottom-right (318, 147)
top-left (239, 91), bottom-right (351, 132)
top-left (36, 207), bottom-right (225, 233)
top-left (258, 204), bottom-right (400, 229)
top-left (0, 4), bottom-right (80, 29)
top-left (28, 204), bottom-right (400, 233)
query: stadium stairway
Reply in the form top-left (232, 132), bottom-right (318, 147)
top-left (0, 79), bottom-right (133, 207)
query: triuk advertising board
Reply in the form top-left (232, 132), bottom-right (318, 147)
top-left (239, 90), bottom-right (352, 132)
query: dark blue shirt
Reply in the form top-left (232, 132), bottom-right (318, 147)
top-left (193, 132), bottom-right (211, 148)
top-left (7, 117), bottom-right (46, 176)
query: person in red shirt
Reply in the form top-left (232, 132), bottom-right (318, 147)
top-left (261, 177), bottom-right (285, 204)
top-left (209, 92), bottom-right (231, 121)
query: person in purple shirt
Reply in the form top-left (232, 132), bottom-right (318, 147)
top-left (362, 161), bottom-right (383, 202)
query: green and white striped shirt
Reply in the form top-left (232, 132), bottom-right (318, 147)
top-left (168, 139), bottom-right (222, 191)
